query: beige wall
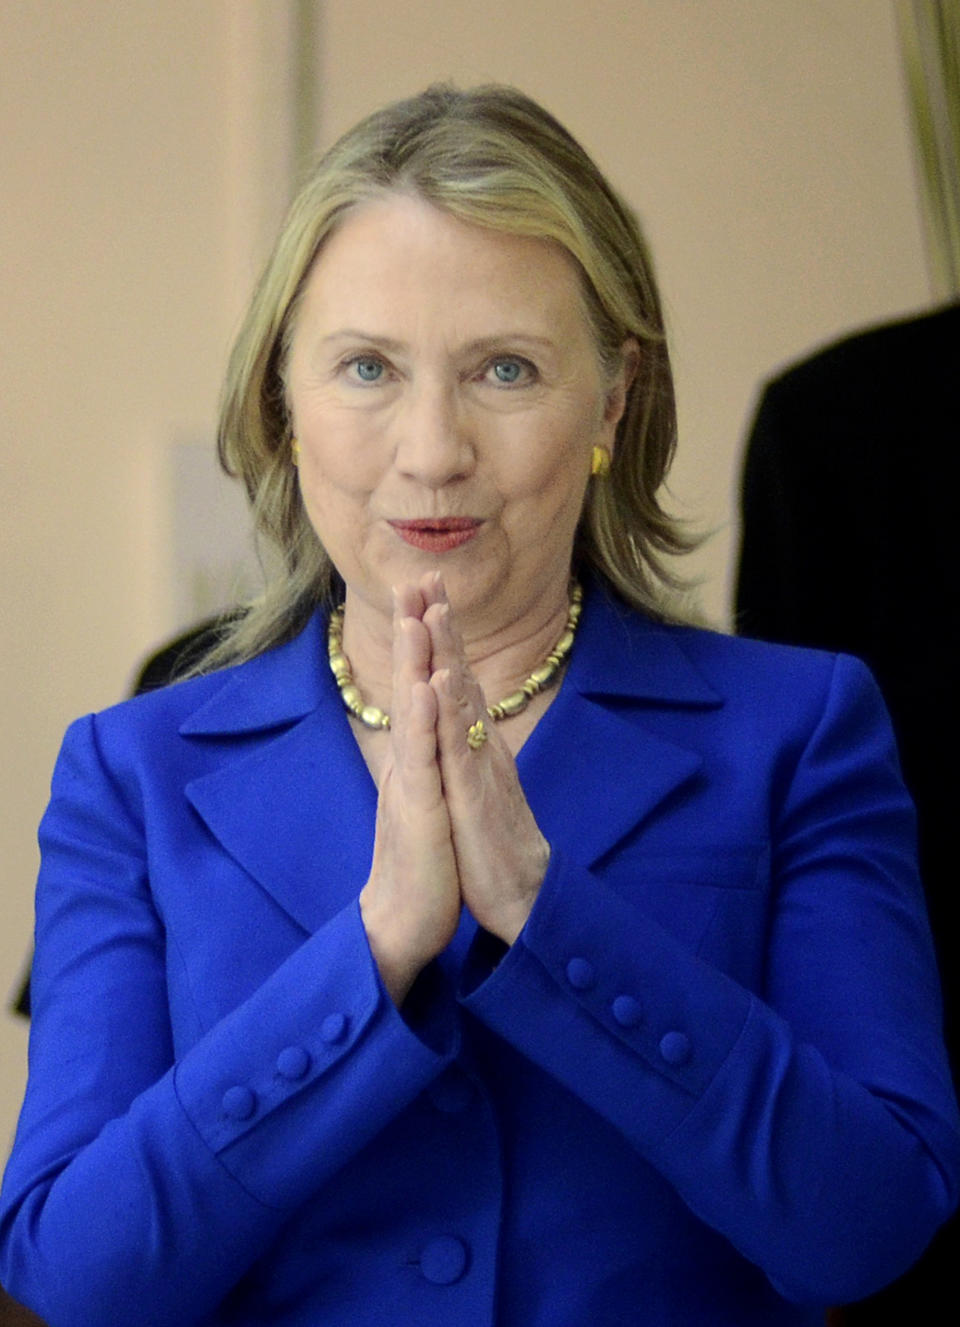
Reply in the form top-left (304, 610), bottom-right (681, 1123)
top-left (0, 1), bottom-right (933, 1160)
top-left (0, 0), bottom-right (303, 1157)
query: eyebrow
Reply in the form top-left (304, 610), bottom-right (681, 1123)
top-left (320, 329), bottom-right (560, 355)
top-left (321, 330), bottom-right (406, 351)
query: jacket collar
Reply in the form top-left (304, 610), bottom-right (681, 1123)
top-left (567, 580), bottom-right (721, 706)
top-left (179, 612), bottom-right (328, 736)
top-left (181, 585), bottom-right (723, 936)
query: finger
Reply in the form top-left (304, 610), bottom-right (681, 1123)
top-left (418, 570), bottom-right (447, 612)
top-left (400, 680), bottom-right (442, 787)
top-left (392, 581), bottom-right (426, 622)
top-left (363, 673), bottom-right (457, 1005)
top-left (425, 601), bottom-right (486, 718)
top-left (431, 666), bottom-right (547, 947)
top-left (431, 662), bottom-right (492, 769)
top-left (391, 611), bottom-right (432, 737)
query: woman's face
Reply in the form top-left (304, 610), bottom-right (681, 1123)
top-left (285, 193), bottom-right (632, 636)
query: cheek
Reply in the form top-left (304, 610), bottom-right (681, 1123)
top-left (297, 412), bottom-right (384, 495)
top-left (296, 448), bottom-right (364, 546)
top-left (502, 407), bottom-right (594, 510)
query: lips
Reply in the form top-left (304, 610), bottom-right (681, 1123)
top-left (388, 517), bottom-right (482, 553)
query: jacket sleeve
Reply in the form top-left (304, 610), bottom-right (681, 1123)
top-left (0, 713), bottom-right (457, 1326)
top-left (460, 653), bottom-right (960, 1305)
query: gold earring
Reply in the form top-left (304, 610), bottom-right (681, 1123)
top-left (591, 445), bottom-right (611, 477)
top-left (291, 438), bottom-right (301, 466)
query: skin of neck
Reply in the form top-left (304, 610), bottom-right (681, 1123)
top-left (338, 566), bottom-right (576, 717)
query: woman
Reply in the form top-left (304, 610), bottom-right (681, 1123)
top-left (1, 85), bottom-right (957, 1326)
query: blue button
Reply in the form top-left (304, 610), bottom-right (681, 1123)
top-left (221, 1085), bottom-right (256, 1121)
top-left (429, 1071), bottom-right (475, 1115)
top-left (276, 1045), bottom-right (311, 1080)
top-left (420, 1235), bottom-right (469, 1285)
top-left (565, 957), bottom-right (596, 990)
top-left (611, 994), bottom-right (643, 1028)
top-left (320, 1012), bottom-right (348, 1043)
top-left (659, 1031), bottom-right (692, 1066)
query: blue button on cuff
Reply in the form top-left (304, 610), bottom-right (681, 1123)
top-left (276, 1045), bottom-right (311, 1081)
top-left (659, 1030), bottom-right (692, 1066)
top-left (320, 1012), bottom-right (348, 1043)
top-left (565, 956), bottom-right (596, 991)
top-left (221, 1084), bottom-right (257, 1121)
top-left (420, 1235), bottom-right (469, 1285)
top-left (611, 994), bottom-right (643, 1028)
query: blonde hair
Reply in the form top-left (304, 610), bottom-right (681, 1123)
top-left (211, 83), bottom-right (695, 669)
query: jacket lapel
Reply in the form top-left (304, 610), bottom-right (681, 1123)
top-left (183, 616), bottom-right (379, 936)
top-left (519, 586), bottom-right (722, 866)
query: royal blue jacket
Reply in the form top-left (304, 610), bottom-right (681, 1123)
top-left (2, 584), bottom-right (957, 1325)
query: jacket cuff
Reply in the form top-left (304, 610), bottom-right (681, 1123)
top-left (175, 900), bottom-right (458, 1208)
top-left (460, 847), bottom-right (750, 1145)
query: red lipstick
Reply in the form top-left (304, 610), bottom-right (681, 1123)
top-left (389, 518), bottom-right (481, 553)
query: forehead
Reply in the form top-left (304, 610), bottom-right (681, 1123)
top-left (294, 193), bottom-right (595, 341)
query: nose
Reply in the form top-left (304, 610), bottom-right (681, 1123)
top-left (392, 380), bottom-right (475, 488)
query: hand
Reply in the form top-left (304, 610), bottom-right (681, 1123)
top-left (358, 583), bottom-right (461, 1006)
top-left (424, 587), bottom-right (550, 946)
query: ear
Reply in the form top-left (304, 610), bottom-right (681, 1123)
top-left (600, 338), bottom-right (641, 452)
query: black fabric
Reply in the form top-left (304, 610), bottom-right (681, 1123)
top-left (735, 303), bottom-right (960, 1324)
top-left (130, 615), bottom-right (235, 695)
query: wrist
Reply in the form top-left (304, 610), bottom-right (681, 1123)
top-left (359, 886), bottom-right (441, 1006)
top-left (484, 843), bottom-right (548, 946)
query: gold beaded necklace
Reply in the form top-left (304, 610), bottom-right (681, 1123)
top-left (327, 580), bottom-right (583, 732)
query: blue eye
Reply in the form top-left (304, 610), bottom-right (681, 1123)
top-left (488, 358), bottom-right (531, 385)
top-left (352, 357), bottom-right (383, 382)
